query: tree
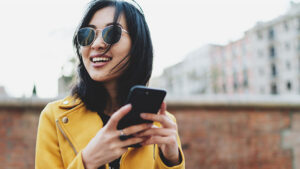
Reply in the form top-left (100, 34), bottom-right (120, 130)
top-left (32, 84), bottom-right (37, 97)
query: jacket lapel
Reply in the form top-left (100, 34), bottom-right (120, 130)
top-left (56, 97), bottom-right (103, 153)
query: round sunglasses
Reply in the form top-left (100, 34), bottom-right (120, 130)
top-left (77, 25), bottom-right (129, 46)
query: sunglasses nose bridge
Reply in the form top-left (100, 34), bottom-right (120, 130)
top-left (91, 29), bottom-right (108, 48)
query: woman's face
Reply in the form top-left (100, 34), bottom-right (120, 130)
top-left (81, 6), bottom-right (131, 83)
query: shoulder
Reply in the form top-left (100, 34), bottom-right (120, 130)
top-left (40, 95), bottom-right (83, 119)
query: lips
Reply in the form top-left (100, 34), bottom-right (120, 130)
top-left (90, 54), bottom-right (112, 68)
top-left (90, 54), bottom-right (112, 63)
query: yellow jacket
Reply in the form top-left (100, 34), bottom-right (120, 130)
top-left (35, 96), bottom-right (185, 169)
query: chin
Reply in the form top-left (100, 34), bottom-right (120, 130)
top-left (91, 76), bottom-right (106, 82)
top-left (88, 71), bottom-right (108, 81)
top-left (88, 70), bottom-right (122, 83)
top-left (90, 75), bottom-right (116, 83)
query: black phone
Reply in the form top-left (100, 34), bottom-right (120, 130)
top-left (117, 85), bottom-right (167, 130)
top-left (117, 85), bottom-right (167, 145)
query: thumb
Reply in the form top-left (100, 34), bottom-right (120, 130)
top-left (106, 104), bottom-right (132, 129)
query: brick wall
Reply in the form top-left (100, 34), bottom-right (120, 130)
top-left (0, 97), bottom-right (48, 169)
top-left (170, 107), bottom-right (292, 169)
top-left (0, 96), bottom-right (298, 169)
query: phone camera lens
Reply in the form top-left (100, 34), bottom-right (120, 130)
top-left (145, 91), bottom-right (149, 95)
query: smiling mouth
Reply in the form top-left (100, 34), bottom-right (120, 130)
top-left (90, 57), bottom-right (112, 63)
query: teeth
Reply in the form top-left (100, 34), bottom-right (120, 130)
top-left (92, 57), bottom-right (111, 62)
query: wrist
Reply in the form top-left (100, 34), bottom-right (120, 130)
top-left (159, 148), bottom-right (181, 166)
top-left (82, 148), bottom-right (97, 169)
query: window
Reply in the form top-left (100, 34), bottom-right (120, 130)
top-left (269, 46), bottom-right (276, 58)
top-left (271, 83), bottom-right (278, 95)
top-left (243, 69), bottom-right (248, 88)
top-left (284, 21), bottom-right (289, 31)
top-left (271, 64), bottom-right (277, 77)
top-left (287, 81), bottom-right (292, 91)
top-left (233, 71), bottom-right (238, 91)
top-left (268, 27), bottom-right (274, 40)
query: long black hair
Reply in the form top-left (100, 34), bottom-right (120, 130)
top-left (71, 0), bottom-right (153, 113)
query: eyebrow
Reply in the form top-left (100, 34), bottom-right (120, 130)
top-left (87, 22), bottom-right (123, 28)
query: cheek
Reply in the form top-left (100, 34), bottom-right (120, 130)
top-left (113, 39), bottom-right (131, 56)
top-left (80, 48), bottom-right (90, 65)
top-left (81, 47), bottom-right (89, 58)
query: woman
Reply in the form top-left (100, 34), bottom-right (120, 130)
top-left (35, 0), bottom-right (185, 169)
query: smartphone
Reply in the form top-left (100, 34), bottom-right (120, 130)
top-left (117, 85), bottom-right (167, 145)
top-left (117, 85), bottom-right (167, 130)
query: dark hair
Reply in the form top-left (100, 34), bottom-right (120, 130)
top-left (71, 0), bottom-right (153, 113)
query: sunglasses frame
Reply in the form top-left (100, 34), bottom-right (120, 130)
top-left (77, 25), bottom-right (129, 47)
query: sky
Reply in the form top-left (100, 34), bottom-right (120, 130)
top-left (0, 0), bottom-right (292, 98)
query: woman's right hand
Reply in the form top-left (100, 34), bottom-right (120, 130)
top-left (81, 104), bottom-right (151, 169)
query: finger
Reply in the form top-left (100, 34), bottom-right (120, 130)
top-left (140, 113), bottom-right (176, 129)
top-left (120, 137), bottom-right (145, 147)
top-left (137, 128), bottom-right (175, 137)
top-left (123, 123), bottom-right (152, 136)
top-left (141, 136), bottom-right (176, 146)
top-left (158, 102), bottom-right (167, 115)
top-left (107, 104), bottom-right (132, 129)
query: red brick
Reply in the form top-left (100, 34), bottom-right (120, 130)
top-left (0, 104), bottom-right (295, 169)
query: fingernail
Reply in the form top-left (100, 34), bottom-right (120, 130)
top-left (140, 113), bottom-right (146, 118)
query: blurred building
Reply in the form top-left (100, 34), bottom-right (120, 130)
top-left (0, 86), bottom-right (8, 97)
top-left (151, 45), bottom-right (217, 96)
top-left (210, 37), bottom-right (251, 94)
top-left (58, 75), bottom-right (74, 98)
top-left (242, 1), bottom-right (300, 95)
top-left (154, 2), bottom-right (300, 95)
top-left (57, 57), bottom-right (77, 98)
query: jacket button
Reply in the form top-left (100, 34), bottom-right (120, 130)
top-left (62, 117), bottom-right (69, 123)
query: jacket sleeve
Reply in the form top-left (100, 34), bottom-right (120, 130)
top-left (35, 103), bottom-right (86, 169)
top-left (154, 113), bottom-right (185, 169)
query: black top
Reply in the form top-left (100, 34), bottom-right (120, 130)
top-left (97, 111), bottom-right (121, 169)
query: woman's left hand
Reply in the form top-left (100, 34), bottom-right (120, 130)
top-left (138, 102), bottom-right (180, 166)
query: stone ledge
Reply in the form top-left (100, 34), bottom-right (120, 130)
top-left (1, 95), bottom-right (300, 110)
top-left (166, 94), bottom-right (300, 110)
top-left (0, 96), bottom-right (54, 109)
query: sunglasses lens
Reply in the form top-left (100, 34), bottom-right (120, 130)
top-left (102, 25), bottom-right (122, 45)
top-left (77, 28), bottom-right (95, 46)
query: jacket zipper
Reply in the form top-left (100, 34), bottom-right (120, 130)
top-left (153, 144), bottom-right (156, 160)
top-left (56, 119), bottom-right (78, 155)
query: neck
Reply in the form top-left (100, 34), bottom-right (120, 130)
top-left (103, 80), bottom-right (119, 115)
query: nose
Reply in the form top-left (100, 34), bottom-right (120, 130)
top-left (91, 33), bottom-right (107, 50)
